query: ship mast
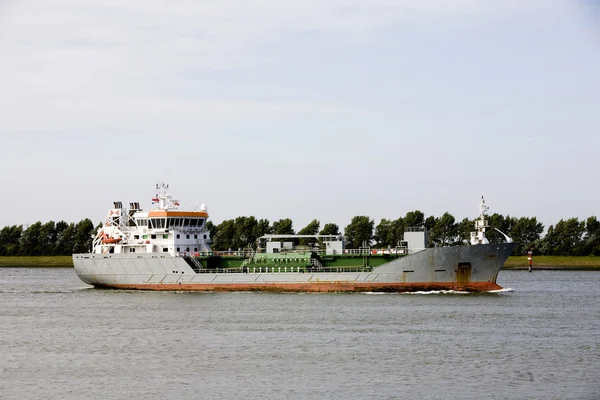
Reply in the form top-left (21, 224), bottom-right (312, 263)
top-left (154, 182), bottom-right (180, 210)
top-left (470, 196), bottom-right (490, 245)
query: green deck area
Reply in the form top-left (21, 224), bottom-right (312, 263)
top-left (318, 254), bottom-right (400, 268)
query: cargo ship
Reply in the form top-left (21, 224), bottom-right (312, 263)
top-left (73, 183), bottom-right (515, 292)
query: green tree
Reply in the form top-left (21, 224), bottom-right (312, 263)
top-left (233, 216), bottom-right (258, 249)
top-left (205, 220), bottom-right (217, 246)
top-left (213, 219), bottom-right (235, 250)
top-left (0, 225), bottom-right (23, 256)
top-left (272, 218), bottom-right (294, 235)
top-left (486, 214), bottom-right (516, 243)
top-left (510, 217), bottom-right (545, 255)
top-left (298, 219), bottom-right (320, 235)
top-left (319, 223), bottom-right (340, 236)
top-left (253, 218), bottom-right (271, 237)
top-left (387, 218), bottom-right (406, 247)
top-left (0, 227), bottom-right (6, 256)
top-left (298, 219), bottom-right (320, 246)
top-left (373, 218), bottom-right (392, 247)
top-left (404, 210), bottom-right (425, 227)
top-left (53, 221), bottom-right (69, 255)
top-left (344, 216), bottom-right (374, 248)
top-left (372, 217), bottom-right (406, 247)
top-left (456, 217), bottom-right (473, 244)
top-left (39, 221), bottom-right (57, 256)
top-left (55, 222), bottom-right (77, 255)
top-left (428, 212), bottom-right (458, 246)
top-left (538, 225), bottom-right (556, 255)
top-left (539, 218), bottom-right (585, 256)
top-left (582, 216), bottom-right (600, 255)
top-left (20, 222), bottom-right (43, 256)
top-left (424, 216), bottom-right (435, 235)
top-left (73, 219), bottom-right (95, 253)
top-left (251, 218), bottom-right (271, 248)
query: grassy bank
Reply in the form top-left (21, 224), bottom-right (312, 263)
top-left (0, 256), bottom-right (74, 268)
top-left (504, 256), bottom-right (600, 270)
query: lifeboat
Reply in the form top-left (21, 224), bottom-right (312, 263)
top-left (101, 237), bottom-right (122, 244)
top-left (99, 231), bottom-right (122, 244)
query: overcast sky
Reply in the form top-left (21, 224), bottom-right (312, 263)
top-left (0, 0), bottom-right (599, 231)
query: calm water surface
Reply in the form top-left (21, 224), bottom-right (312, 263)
top-left (0, 268), bottom-right (598, 399)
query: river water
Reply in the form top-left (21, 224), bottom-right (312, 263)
top-left (0, 268), bottom-right (598, 400)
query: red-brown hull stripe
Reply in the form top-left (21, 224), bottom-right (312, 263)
top-left (98, 281), bottom-right (503, 292)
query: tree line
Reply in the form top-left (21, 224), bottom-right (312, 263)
top-left (0, 220), bottom-right (96, 256)
top-left (1, 212), bottom-right (598, 257)
top-left (208, 212), bottom-right (600, 256)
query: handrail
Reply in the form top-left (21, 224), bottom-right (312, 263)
top-left (177, 248), bottom-right (407, 258)
top-left (194, 266), bottom-right (374, 274)
top-left (212, 250), bottom-right (255, 257)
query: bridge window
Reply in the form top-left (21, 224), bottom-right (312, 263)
top-left (149, 218), bottom-right (166, 229)
top-left (163, 248), bottom-right (168, 252)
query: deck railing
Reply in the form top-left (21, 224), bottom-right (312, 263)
top-left (177, 247), bottom-right (406, 258)
top-left (195, 266), bottom-right (374, 274)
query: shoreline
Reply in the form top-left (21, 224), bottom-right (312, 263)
top-left (0, 256), bottom-right (73, 268)
top-left (501, 265), bottom-right (600, 271)
top-left (503, 255), bottom-right (600, 270)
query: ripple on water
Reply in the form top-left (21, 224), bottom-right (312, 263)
top-left (0, 268), bottom-right (599, 400)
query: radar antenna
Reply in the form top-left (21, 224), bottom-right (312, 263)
top-left (154, 181), bottom-right (173, 210)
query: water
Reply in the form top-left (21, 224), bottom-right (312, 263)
top-left (0, 268), bottom-right (598, 400)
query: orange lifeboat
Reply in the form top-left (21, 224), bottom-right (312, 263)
top-left (101, 237), bottom-right (122, 244)
top-left (99, 231), bottom-right (122, 244)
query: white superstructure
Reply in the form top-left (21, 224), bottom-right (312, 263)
top-left (470, 196), bottom-right (490, 245)
top-left (92, 182), bottom-right (212, 255)
top-left (469, 196), bottom-right (513, 245)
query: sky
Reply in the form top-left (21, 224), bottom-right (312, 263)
top-left (0, 0), bottom-right (599, 231)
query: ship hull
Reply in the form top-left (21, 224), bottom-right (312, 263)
top-left (73, 243), bottom-right (514, 293)
top-left (96, 281), bottom-right (503, 292)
